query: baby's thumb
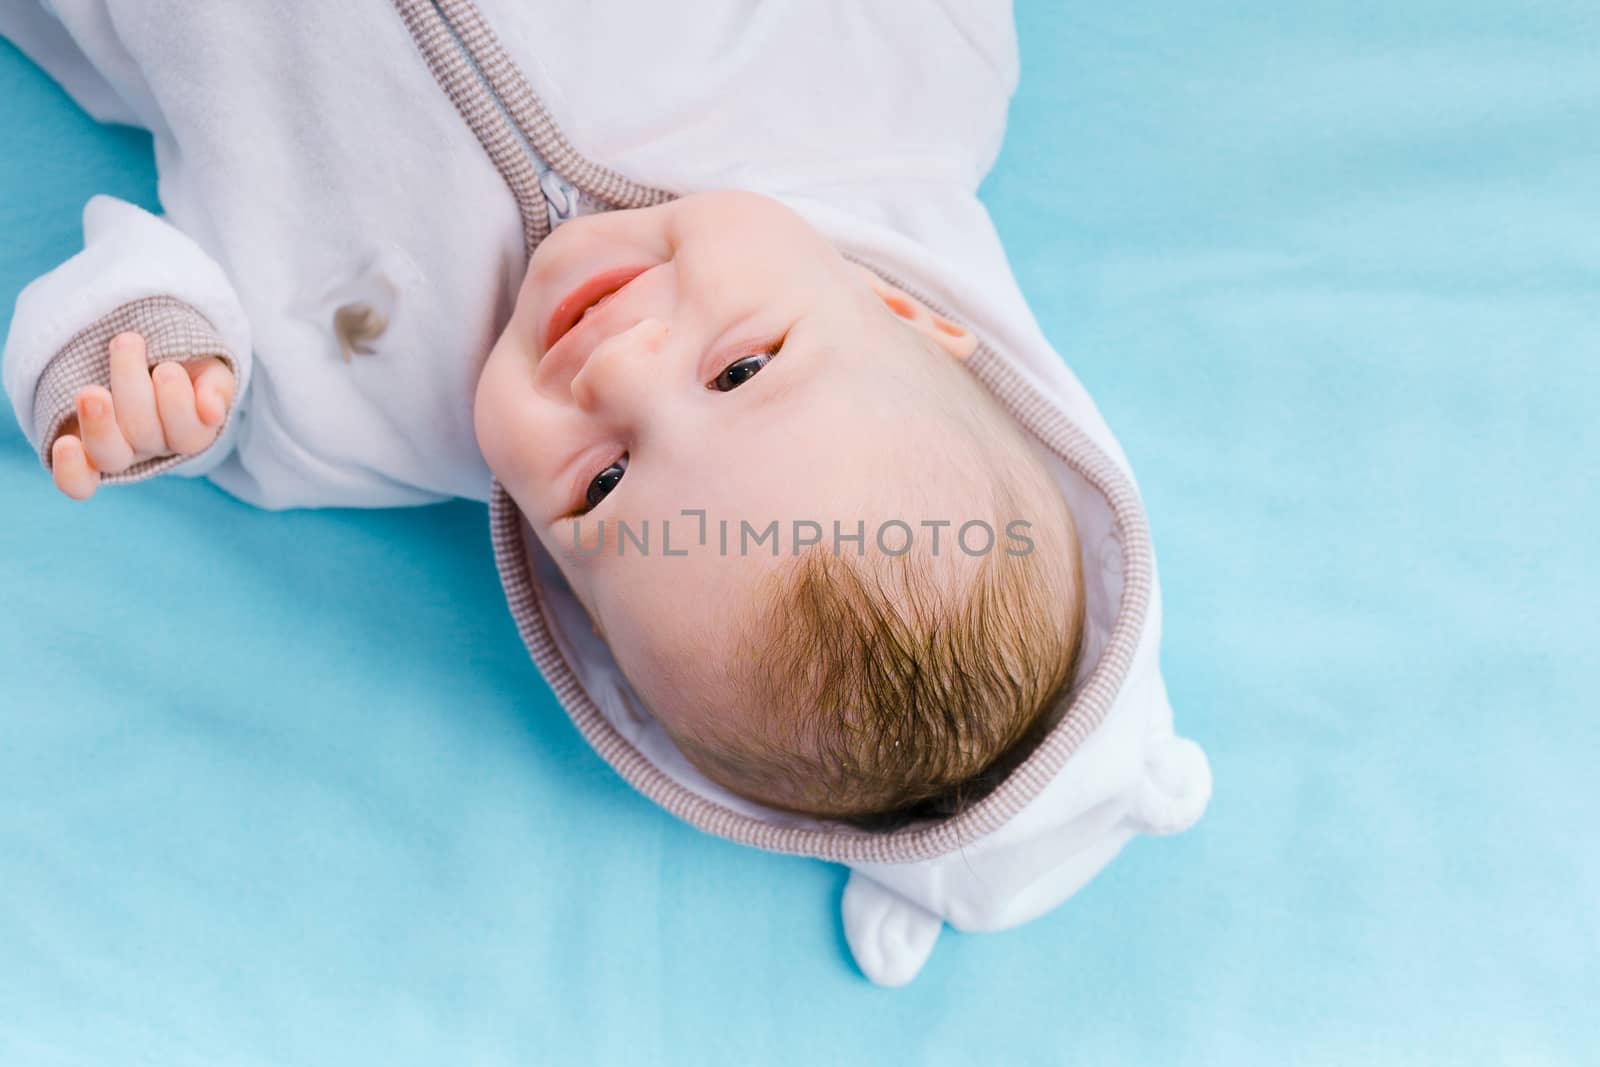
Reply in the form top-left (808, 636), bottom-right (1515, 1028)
top-left (189, 358), bottom-right (236, 426)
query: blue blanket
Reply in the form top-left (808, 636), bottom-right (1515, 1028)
top-left (2, 3), bottom-right (1594, 1063)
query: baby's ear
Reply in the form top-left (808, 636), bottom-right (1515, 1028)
top-left (851, 265), bottom-right (978, 361)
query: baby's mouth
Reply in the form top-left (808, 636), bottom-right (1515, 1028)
top-left (542, 266), bottom-right (651, 354)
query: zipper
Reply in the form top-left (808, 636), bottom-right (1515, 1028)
top-left (390, 0), bottom-right (670, 261)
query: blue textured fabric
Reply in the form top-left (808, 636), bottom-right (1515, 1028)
top-left (2, 3), bottom-right (1595, 1063)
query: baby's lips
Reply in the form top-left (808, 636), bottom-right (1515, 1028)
top-left (542, 265), bottom-right (652, 353)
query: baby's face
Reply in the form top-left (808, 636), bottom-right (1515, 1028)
top-left (475, 190), bottom-right (984, 738)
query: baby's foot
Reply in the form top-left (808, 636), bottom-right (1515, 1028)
top-left (51, 331), bottom-right (235, 500)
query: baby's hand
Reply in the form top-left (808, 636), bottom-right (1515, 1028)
top-left (51, 331), bottom-right (235, 501)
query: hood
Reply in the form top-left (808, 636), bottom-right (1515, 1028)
top-left (487, 190), bottom-right (1213, 987)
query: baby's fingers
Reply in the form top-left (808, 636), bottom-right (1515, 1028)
top-left (74, 386), bottom-right (136, 474)
top-left (107, 332), bottom-right (165, 455)
top-left (152, 361), bottom-right (213, 454)
top-left (186, 357), bottom-right (235, 428)
top-left (51, 433), bottom-right (101, 500)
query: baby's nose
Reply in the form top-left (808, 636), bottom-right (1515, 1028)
top-left (569, 318), bottom-right (671, 413)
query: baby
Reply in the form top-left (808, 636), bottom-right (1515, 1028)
top-left (4, 0), bottom-right (1207, 984)
top-left (42, 189), bottom-right (1088, 826)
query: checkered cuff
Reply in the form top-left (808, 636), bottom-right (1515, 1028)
top-left (34, 296), bottom-right (238, 483)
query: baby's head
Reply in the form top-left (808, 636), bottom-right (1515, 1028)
top-left (476, 191), bottom-right (1085, 825)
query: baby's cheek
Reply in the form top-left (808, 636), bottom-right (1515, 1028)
top-left (473, 349), bottom-right (538, 483)
top-left (596, 586), bottom-right (737, 731)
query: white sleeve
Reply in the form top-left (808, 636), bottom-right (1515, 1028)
top-left (936, 0), bottom-right (1020, 91)
top-left (934, 0), bottom-right (1020, 185)
top-left (0, 1), bottom-right (143, 128)
top-left (2, 195), bottom-right (255, 484)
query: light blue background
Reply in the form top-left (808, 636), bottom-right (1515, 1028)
top-left (2, 3), bottom-right (1595, 1064)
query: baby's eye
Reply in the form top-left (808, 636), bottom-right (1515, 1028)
top-left (710, 345), bottom-right (778, 392)
top-left (585, 454), bottom-right (627, 511)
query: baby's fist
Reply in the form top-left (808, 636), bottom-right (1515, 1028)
top-left (51, 331), bottom-right (235, 501)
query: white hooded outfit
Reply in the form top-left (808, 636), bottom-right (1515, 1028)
top-left (1, 0), bottom-right (1212, 985)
